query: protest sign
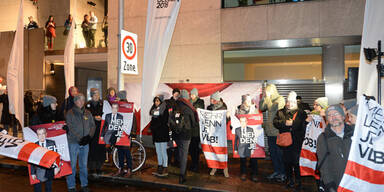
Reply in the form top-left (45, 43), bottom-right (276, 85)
top-left (198, 109), bottom-right (228, 169)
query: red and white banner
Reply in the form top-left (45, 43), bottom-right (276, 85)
top-left (23, 122), bottom-right (72, 184)
top-left (125, 82), bottom-right (263, 135)
top-left (338, 97), bottom-right (384, 192)
top-left (198, 109), bottom-right (227, 169)
top-left (99, 101), bottom-right (134, 146)
top-left (299, 114), bottom-right (325, 179)
top-left (232, 114), bottom-right (265, 158)
top-left (0, 132), bottom-right (59, 170)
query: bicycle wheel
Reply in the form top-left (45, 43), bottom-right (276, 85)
top-left (131, 140), bottom-right (146, 172)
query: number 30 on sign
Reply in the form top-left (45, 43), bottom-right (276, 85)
top-left (121, 30), bottom-right (138, 75)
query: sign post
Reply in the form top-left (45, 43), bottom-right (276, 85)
top-left (120, 30), bottom-right (138, 75)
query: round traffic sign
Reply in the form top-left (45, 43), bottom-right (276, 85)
top-left (122, 35), bottom-right (137, 60)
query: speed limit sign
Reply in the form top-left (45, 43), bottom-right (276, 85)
top-left (120, 30), bottom-right (138, 74)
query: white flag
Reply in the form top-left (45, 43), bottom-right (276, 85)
top-left (7, 0), bottom-right (24, 127)
top-left (140, 0), bottom-right (181, 134)
top-left (357, 0), bottom-right (384, 102)
top-left (64, 19), bottom-right (75, 98)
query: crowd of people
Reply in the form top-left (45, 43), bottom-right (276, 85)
top-left (25, 12), bottom-right (108, 49)
top-left (0, 84), bottom-right (360, 192)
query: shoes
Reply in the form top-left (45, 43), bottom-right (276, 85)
top-left (68, 188), bottom-right (76, 192)
top-left (251, 175), bottom-right (259, 183)
top-left (111, 169), bottom-right (123, 177)
top-left (190, 166), bottom-right (199, 173)
top-left (266, 172), bottom-right (279, 181)
top-left (240, 174), bottom-right (247, 181)
top-left (80, 186), bottom-right (90, 192)
top-left (124, 169), bottom-right (132, 178)
top-left (210, 168), bottom-right (217, 176)
top-left (223, 168), bottom-right (229, 178)
top-left (152, 165), bottom-right (163, 176)
top-left (160, 167), bottom-right (168, 177)
top-left (286, 178), bottom-right (295, 188)
top-left (275, 174), bottom-right (286, 183)
top-left (179, 175), bottom-right (186, 184)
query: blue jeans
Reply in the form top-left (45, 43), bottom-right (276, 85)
top-left (268, 136), bottom-right (285, 175)
top-left (155, 142), bottom-right (168, 167)
top-left (66, 143), bottom-right (89, 190)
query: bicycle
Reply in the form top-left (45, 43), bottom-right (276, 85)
top-left (111, 138), bottom-right (146, 172)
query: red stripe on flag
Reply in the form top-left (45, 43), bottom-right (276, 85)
top-left (300, 166), bottom-right (320, 179)
top-left (18, 143), bottom-right (39, 162)
top-left (206, 159), bottom-right (227, 169)
top-left (300, 148), bottom-right (317, 162)
top-left (337, 186), bottom-right (354, 192)
top-left (39, 150), bottom-right (60, 168)
top-left (202, 144), bottom-right (227, 154)
top-left (344, 160), bottom-right (384, 185)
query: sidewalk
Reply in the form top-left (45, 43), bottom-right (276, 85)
top-left (0, 147), bottom-right (318, 192)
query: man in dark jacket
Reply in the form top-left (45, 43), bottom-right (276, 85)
top-left (60, 86), bottom-right (78, 120)
top-left (165, 88), bottom-right (180, 166)
top-left (65, 93), bottom-right (95, 192)
top-left (317, 105), bottom-right (354, 192)
top-left (168, 89), bottom-right (197, 184)
top-left (189, 88), bottom-right (204, 172)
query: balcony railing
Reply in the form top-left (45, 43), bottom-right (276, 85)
top-left (44, 22), bottom-right (107, 51)
top-left (222, 0), bottom-right (313, 8)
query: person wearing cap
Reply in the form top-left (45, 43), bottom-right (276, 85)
top-left (65, 93), bottom-right (95, 192)
top-left (86, 88), bottom-right (105, 175)
top-left (207, 91), bottom-right (230, 177)
top-left (259, 84), bottom-right (286, 182)
top-left (150, 95), bottom-right (170, 177)
top-left (189, 88), bottom-right (204, 172)
top-left (235, 94), bottom-right (259, 182)
top-left (306, 97), bottom-right (329, 123)
top-left (31, 95), bottom-right (62, 125)
top-left (168, 89), bottom-right (197, 184)
top-left (317, 104), bottom-right (354, 192)
top-left (273, 91), bottom-right (307, 190)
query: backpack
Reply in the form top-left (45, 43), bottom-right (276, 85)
top-left (169, 110), bottom-right (185, 134)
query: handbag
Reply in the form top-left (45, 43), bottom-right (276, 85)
top-left (276, 112), bottom-right (297, 147)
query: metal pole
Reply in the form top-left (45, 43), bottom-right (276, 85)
top-left (378, 40), bottom-right (382, 104)
top-left (117, 0), bottom-right (124, 91)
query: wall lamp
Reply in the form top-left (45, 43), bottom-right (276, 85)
top-left (50, 63), bottom-right (55, 75)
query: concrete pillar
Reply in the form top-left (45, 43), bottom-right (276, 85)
top-left (322, 44), bottom-right (345, 105)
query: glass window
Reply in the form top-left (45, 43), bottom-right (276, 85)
top-left (223, 47), bottom-right (322, 81)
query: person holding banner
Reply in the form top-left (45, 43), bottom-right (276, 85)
top-left (168, 90), bottom-right (197, 184)
top-left (189, 88), bottom-right (204, 173)
top-left (30, 128), bottom-right (59, 192)
top-left (106, 87), bottom-right (118, 104)
top-left (235, 94), bottom-right (259, 182)
top-left (86, 88), bottom-right (105, 175)
top-left (316, 105), bottom-right (354, 192)
top-left (259, 84), bottom-right (286, 182)
top-left (150, 95), bottom-right (170, 177)
top-left (65, 94), bottom-right (95, 192)
top-left (31, 95), bottom-right (62, 125)
top-left (207, 91), bottom-right (230, 178)
top-left (273, 91), bottom-right (307, 190)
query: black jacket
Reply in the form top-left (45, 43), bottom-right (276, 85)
top-left (191, 98), bottom-right (204, 137)
top-left (86, 100), bottom-right (105, 162)
top-left (31, 106), bottom-right (63, 126)
top-left (0, 94), bottom-right (11, 125)
top-left (169, 99), bottom-right (197, 140)
top-left (273, 107), bottom-right (308, 147)
top-left (149, 102), bottom-right (170, 143)
top-left (317, 124), bottom-right (354, 192)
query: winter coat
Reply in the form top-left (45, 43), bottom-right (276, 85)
top-left (259, 95), bottom-right (285, 136)
top-left (86, 100), bottom-right (105, 162)
top-left (190, 98), bottom-right (204, 137)
top-left (0, 94), bottom-right (11, 125)
top-left (65, 106), bottom-right (96, 144)
top-left (149, 102), bottom-right (170, 143)
top-left (30, 106), bottom-right (63, 125)
top-left (60, 96), bottom-right (75, 120)
top-left (273, 107), bottom-right (308, 148)
top-left (317, 124), bottom-right (354, 192)
top-left (168, 99), bottom-right (197, 140)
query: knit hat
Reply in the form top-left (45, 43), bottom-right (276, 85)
top-left (342, 99), bottom-right (357, 110)
top-left (348, 104), bottom-right (359, 116)
top-left (241, 94), bottom-right (251, 104)
top-left (172, 88), bottom-right (180, 95)
top-left (117, 90), bottom-right (127, 100)
top-left (90, 88), bottom-right (99, 97)
top-left (74, 93), bottom-right (85, 102)
top-left (190, 88), bottom-right (198, 97)
top-left (180, 89), bottom-right (189, 99)
top-left (43, 95), bottom-right (57, 107)
top-left (210, 91), bottom-right (220, 101)
top-left (315, 97), bottom-right (329, 109)
top-left (155, 94), bottom-right (164, 102)
top-left (326, 104), bottom-right (345, 121)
